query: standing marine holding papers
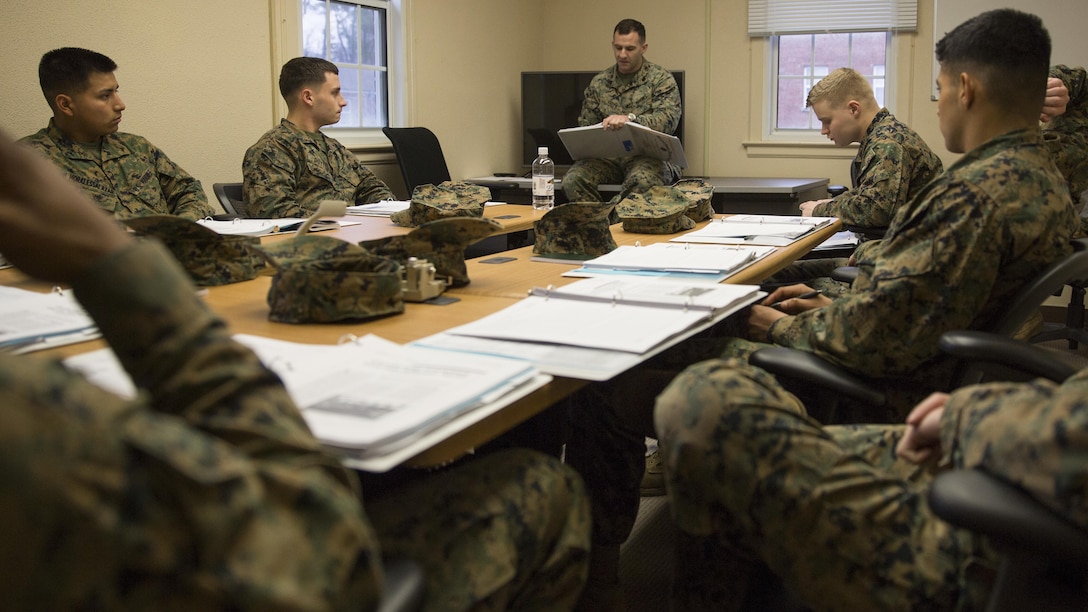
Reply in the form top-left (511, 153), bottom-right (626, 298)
top-left (0, 131), bottom-right (589, 608)
top-left (561, 18), bottom-right (682, 205)
top-left (243, 57), bottom-right (395, 218)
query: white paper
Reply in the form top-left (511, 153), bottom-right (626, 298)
top-left (671, 215), bottom-right (835, 246)
top-left (581, 243), bottom-right (776, 275)
top-left (0, 286), bottom-right (99, 352)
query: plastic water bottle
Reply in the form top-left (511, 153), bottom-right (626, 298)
top-left (532, 146), bottom-right (555, 211)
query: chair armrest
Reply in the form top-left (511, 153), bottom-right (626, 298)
top-left (939, 331), bottom-right (1078, 383)
top-left (830, 266), bottom-right (859, 284)
top-left (928, 470), bottom-right (1088, 563)
top-left (749, 347), bottom-right (886, 406)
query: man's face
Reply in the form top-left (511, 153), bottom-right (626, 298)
top-left (65, 71), bottom-right (125, 141)
top-left (936, 68), bottom-right (964, 154)
top-left (312, 72), bottom-right (347, 127)
top-left (810, 99), bottom-right (862, 146)
top-left (612, 31), bottom-right (647, 75)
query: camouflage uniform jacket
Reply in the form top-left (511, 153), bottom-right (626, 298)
top-left (20, 120), bottom-right (213, 221)
top-left (813, 108), bottom-right (943, 233)
top-left (243, 119), bottom-right (394, 218)
top-left (769, 128), bottom-right (1077, 403)
top-left (578, 60), bottom-right (682, 178)
top-left (1045, 65), bottom-right (1088, 240)
top-left (0, 241), bottom-right (381, 609)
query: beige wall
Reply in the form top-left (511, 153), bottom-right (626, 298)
top-left (2, 0), bottom-right (1084, 208)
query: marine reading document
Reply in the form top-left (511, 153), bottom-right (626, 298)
top-left (558, 121), bottom-right (687, 168)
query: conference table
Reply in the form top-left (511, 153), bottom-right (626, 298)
top-left (2, 208), bottom-right (840, 470)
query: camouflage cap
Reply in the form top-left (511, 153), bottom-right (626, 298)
top-left (359, 217), bottom-right (501, 287)
top-left (533, 202), bottom-right (618, 259)
top-left (673, 178), bottom-right (715, 222)
top-left (252, 235), bottom-right (404, 323)
top-left (122, 215), bottom-right (264, 286)
top-left (389, 181), bottom-right (491, 227)
top-left (615, 187), bottom-right (696, 234)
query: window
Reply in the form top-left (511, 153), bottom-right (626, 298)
top-left (773, 32), bottom-right (890, 132)
top-left (748, 0), bottom-right (916, 141)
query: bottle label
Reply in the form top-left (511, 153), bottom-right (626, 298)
top-left (533, 175), bottom-right (554, 196)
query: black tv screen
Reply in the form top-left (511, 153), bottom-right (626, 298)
top-left (521, 70), bottom-right (685, 168)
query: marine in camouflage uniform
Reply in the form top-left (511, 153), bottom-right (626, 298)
top-left (20, 119), bottom-right (213, 221)
top-left (654, 356), bottom-right (1088, 611)
top-left (561, 60), bottom-right (682, 204)
top-left (1044, 64), bottom-right (1088, 236)
top-left (243, 118), bottom-right (395, 218)
top-left (1, 239), bottom-right (591, 608)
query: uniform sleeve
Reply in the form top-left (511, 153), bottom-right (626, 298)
top-left (1051, 65), bottom-right (1088, 124)
top-left (813, 140), bottom-right (910, 230)
top-left (636, 70), bottom-right (681, 136)
top-left (150, 145), bottom-right (215, 221)
top-left (351, 162), bottom-right (395, 204)
top-left (243, 138), bottom-right (307, 218)
top-left (940, 370), bottom-right (1088, 529)
top-left (578, 79), bottom-right (606, 127)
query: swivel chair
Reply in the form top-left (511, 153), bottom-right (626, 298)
top-left (382, 127), bottom-right (452, 193)
top-left (212, 182), bottom-right (246, 217)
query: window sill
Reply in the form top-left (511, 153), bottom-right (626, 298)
top-left (743, 140), bottom-right (858, 159)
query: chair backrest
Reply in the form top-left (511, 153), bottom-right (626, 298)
top-left (212, 182), bottom-right (245, 217)
top-left (991, 238), bottom-right (1088, 336)
top-left (382, 127), bottom-right (452, 193)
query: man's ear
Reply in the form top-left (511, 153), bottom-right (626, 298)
top-left (54, 93), bottom-right (75, 117)
top-left (958, 72), bottom-right (975, 110)
top-left (299, 87), bottom-right (315, 108)
top-left (847, 100), bottom-right (861, 116)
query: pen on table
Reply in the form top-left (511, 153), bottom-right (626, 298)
top-left (769, 290), bottom-right (822, 310)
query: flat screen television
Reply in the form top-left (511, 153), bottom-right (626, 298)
top-left (521, 70), bottom-right (685, 168)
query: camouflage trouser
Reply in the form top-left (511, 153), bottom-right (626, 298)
top-left (367, 449), bottom-right (591, 612)
top-left (760, 257), bottom-right (852, 297)
top-left (561, 155), bottom-right (678, 204)
top-left (653, 359), bottom-right (995, 611)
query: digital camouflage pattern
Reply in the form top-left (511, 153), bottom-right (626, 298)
top-left (20, 120), bottom-right (213, 221)
top-left (243, 119), bottom-right (395, 218)
top-left (813, 109), bottom-right (943, 235)
top-left (1044, 65), bottom-right (1088, 237)
top-left (728, 128), bottom-right (1078, 419)
top-left (122, 215), bottom-right (264, 286)
top-left (562, 59), bottom-right (682, 204)
top-left (360, 216), bottom-right (501, 287)
top-left (615, 186), bottom-right (695, 234)
top-left (673, 178), bottom-right (715, 222)
top-left (533, 202), bottom-right (618, 259)
top-left (389, 181), bottom-right (490, 228)
top-left (0, 240), bottom-right (591, 610)
top-left (253, 234), bottom-right (404, 323)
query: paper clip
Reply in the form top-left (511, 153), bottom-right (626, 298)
top-left (634, 240), bottom-right (642, 247)
top-left (51, 285), bottom-right (66, 296)
top-left (337, 333), bottom-right (360, 345)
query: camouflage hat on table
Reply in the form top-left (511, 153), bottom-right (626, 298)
top-left (673, 178), bottom-right (715, 222)
top-left (122, 215), bottom-right (263, 286)
top-left (389, 181), bottom-right (491, 227)
top-left (615, 186), bottom-right (696, 234)
top-left (359, 216), bottom-right (502, 287)
top-left (533, 202), bottom-right (618, 259)
top-left (251, 234), bottom-right (404, 323)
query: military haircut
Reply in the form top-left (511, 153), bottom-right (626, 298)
top-left (279, 56), bottom-right (339, 102)
top-left (806, 67), bottom-right (877, 109)
top-left (38, 47), bottom-right (117, 110)
top-left (614, 18), bottom-right (646, 43)
top-left (935, 9), bottom-right (1051, 119)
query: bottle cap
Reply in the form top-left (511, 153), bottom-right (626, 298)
top-left (538, 146), bottom-right (548, 156)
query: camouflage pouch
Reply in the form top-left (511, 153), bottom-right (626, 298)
top-left (389, 181), bottom-right (490, 227)
top-left (615, 187), bottom-right (696, 234)
top-left (251, 234), bottom-right (404, 323)
top-left (533, 202), bottom-right (618, 259)
top-left (359, 217), bottom-right (501, 287)
top-left (673, 178), bottom-right (715, 222)
top-left (122, 215), bottom-right (263, 286)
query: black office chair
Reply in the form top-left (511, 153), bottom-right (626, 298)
top-left (927, 330), bottom-right (1088, 612)
top-left (748, 238), bottom-right (1088, 420)
top-left (212, 182), bottom-right (246, 217)
top-left (1029, 278), bottom-right (1088, 349)
top-left (382, 127), bottom-right (452, 193)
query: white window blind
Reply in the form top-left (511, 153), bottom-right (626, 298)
top-left (748, 0), bottom-right (918, 36)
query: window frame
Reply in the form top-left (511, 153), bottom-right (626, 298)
top-left (271, 0), bottom-right (407, 149)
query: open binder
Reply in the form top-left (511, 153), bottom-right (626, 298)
top-left (672, 214), bottom-right (836, 246)
top-left (558, 121), bottom-right (687, 168)
top-left (0, 286), bottom-right (100, 354)
top-left (568, 243), bottom-right (776, 280)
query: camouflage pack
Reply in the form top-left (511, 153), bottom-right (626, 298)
top-left (252, 234), bottom-right (404, 323)
top-left (673, 178), bottom-right (715, 222)
top-left (533, 202), bottom-right (618, 259)
top-left (389, 181), bottom-right (490, 227)
top-left (359, 217), bottom-right (501, 287)
top-left (122, 215), bottom-right (263, 286)
top-left (615, 187), bottom-right (696, 234)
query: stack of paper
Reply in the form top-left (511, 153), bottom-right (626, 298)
top-left (0, 286), bottom-right (100, 354)
top-left (673, 214), bottom-right (835, 246)
top-left (196, 218), bottom-right (341, 236)
top-left (346, 200), bottom-right (411, 216)
top-left (566, 243), bottom-right (776, 281)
